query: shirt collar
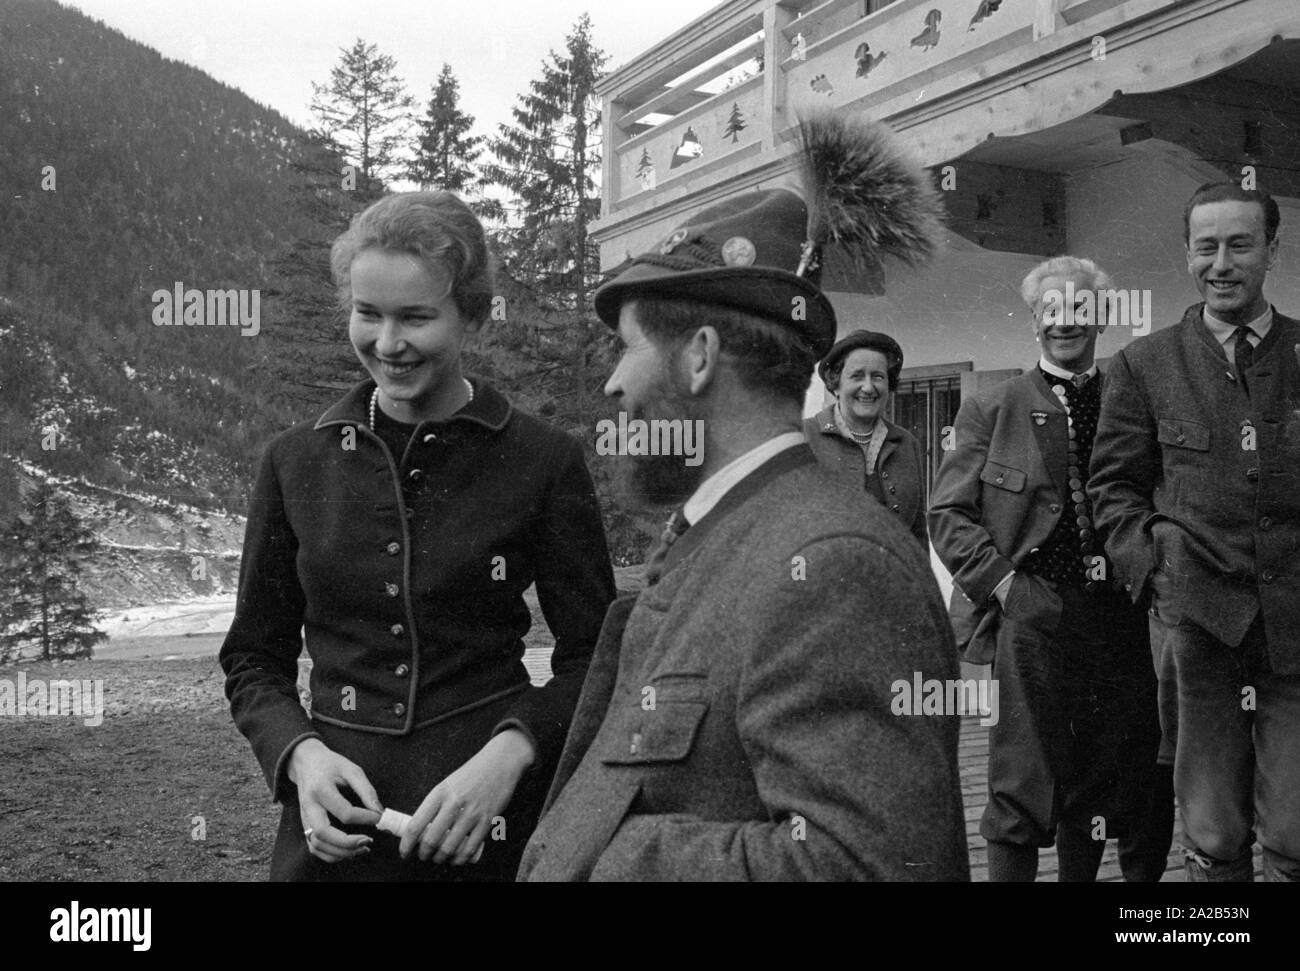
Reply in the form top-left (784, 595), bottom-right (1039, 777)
top-left (683, 431), bottom-right (806, 526)
top-left (1038, 356), bottom-right (1098, 383)
top-left (1203, 305), bottom-right (1273, 346)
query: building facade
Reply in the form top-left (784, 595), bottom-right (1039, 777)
top-left (593, 0), bottom-right (1300, 505)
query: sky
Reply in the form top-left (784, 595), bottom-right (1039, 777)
top-left (63, 0), bottom-right (723, 135)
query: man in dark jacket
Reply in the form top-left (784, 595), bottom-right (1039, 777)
top-left (518, 118), bottom-right (969, 881)
top-left (929, 256), bottom-right (1169, 882)
top-left (1090, 183), bottom-right (1300, 882)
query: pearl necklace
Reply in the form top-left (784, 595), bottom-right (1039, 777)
top-left (369, 379), bottom-right (474, 430)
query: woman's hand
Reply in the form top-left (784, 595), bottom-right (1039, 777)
top-left (399, 729), bottom-right (537, 866)
top-left (288, 738), bottom-right (384, 863)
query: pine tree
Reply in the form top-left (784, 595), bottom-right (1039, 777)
top-left (0, 483), bottom-right (107, 662)
top-left (485, 14), bottom-right (607, 312)
top-left (256, 131), bottom-right (382, 415)
top-left (309, 38), bottom-right (415, 188)
top-left (409, 64), bottom-right (498, 219)
top-left (724, 102), bottom-right (747, 143)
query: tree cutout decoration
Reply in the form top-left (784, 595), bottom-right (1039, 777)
top-left (969, 0), bottom-right (1002, 30)
top-left (670, 126), bottom-right (704, 169)
top-left (723, 103), bottom-right (747, 143)
top-left (634, 147), bottom-right (656, 190)
top-left (854, 42), bottom-right (887, 78)
top-left (911, 10), bottom-right (942, 51)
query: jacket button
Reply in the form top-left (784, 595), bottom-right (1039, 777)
top-left (1262, 570), bottom-right (1277, 584)
top-left (390, 624), bottom-right (404, 637)
top-left (385, 583), bottom-right (399, 597)
top-left (995, 476), bottom-right (1004, 484)
top-left (881, 472), bottom-right (890, 480)
top-left (393, 702), bottom-right (406, 716)
top-left (394, 664), bottom-right (410, 678)
top-left (423, 433), bottom-right (437, 444)
top-left (1176, 434), bottom-right (1186, 445)
top-left (405, 508), bottom-right (415, 519)
top-left (1260, 517), bottom-right (1272, 531)
top-left (888, 486), bottom-right (896, 494)
top-left (891, 503), bottom-right (900, 512)
top-left (1050, 504), bottom-right (1061, 514)
top-left (629, 732), bottom-right (642, 755)
top-left (386, 542), bottom-right (400, 555)
top-left (1247, 467), bottom-right (1260, 481)
top-left (408, 469), bottom-right (423, 483)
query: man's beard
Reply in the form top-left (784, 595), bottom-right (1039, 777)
top-left (614, 377), bottom-right (706, 513)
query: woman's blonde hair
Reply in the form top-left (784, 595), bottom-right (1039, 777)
top-left (330, 192), bottom-right (495, 324)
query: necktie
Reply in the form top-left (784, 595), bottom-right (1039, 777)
top-left (643, 507), bottom-right (690, 586)
top-left (1234, 326), bottom-right (1256, 394)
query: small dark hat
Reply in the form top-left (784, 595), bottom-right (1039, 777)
top-left (594, 113), bottom-right (943, 363)
top-left (818, 329), bottom-right (905, 390)
top-left (593, 189), bottom-right (838, 358)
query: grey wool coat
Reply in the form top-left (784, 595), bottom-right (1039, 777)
top-left (517, 445), bottom-right (970, 881)
top-left (1089, 303), bottom-right (1300, 669)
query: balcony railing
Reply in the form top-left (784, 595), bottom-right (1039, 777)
top-left (599, 0), bottom-right (1149, 216)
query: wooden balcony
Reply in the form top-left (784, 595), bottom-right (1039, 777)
top-left (594, 0), bottom-right (1300, 273)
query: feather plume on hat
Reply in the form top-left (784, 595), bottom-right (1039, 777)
top-left (796, 112), bottom-right (944, 278)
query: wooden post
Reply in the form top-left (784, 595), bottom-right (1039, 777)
top-left (1034, 0), bottom-right (1065, 41)
top-left (761, 1), bottom-right (795, 151)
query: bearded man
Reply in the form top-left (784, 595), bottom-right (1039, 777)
top-left (516, 116), bottom-right (969, 881)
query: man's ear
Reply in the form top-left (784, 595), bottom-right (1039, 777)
top-left (1266, 235), bottom-right (1280, 271)
top-left (680, 325), bottom-right (721, 396)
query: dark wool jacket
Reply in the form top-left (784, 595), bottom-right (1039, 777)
top-left (1090, 304), bottom-right (1300, 669)
top-left (803, 407), bottom-right (928, 547)
top-left (220, 377), bottom-right (616, 815)
top-left (518, 447), bottom-right (969, 882)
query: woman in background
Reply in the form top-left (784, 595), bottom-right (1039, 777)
top-left (220, 191), bottom-right (615, 881)
top-left (804, 329), bottom-right (928, 546)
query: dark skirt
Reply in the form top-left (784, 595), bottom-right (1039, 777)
top-left (269, 691), bottom-right (551, 882)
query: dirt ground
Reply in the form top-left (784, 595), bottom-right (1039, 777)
top-left (0, 654), bottom-right (284, 881)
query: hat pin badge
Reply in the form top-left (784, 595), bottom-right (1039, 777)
top-left (721, 236), bottom-right (757, 267)
top-left (1032, 411), bottom-right (1048, 425)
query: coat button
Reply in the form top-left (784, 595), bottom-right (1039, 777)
top-left (408, 469), bottom-right (423, 483)
top-left (629, 732), bottom-right (642, 755)
top-left (386, 542), bottom-right (400, 555)
top-left (405, 508), bottom-right (415, 519)
top-left (1247, 467), bottom-right (1260, 481)
top-left (390, 624), bottom-right (404, 637)
top-left (394, 664), bottom-right (410, 678)
top-left (1050, 504), bottom-right (1061, 514)
top-left (1260, 517), bottom-right (1272, 531)
top-left (881, 472), bottom-right (890, 479)
top-left (888, 486), bottom-right (896, 494)
top-left (995, 476), bottom-right (1004, 484)
top-left (393, 702), bottom-right (406, 716)
top-left (891, 503), bottom-right (900, 512)
top-left (385, 582), bottom-right (399, 597)
top-left (1262, 570), bottom-right (1277, 584)
top-left (423, 433), bottom-right (437, 444)
top-left (1176, 434), bottom-right (1186, 445)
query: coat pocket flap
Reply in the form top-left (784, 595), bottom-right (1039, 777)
top-left (979, 461), bottom-right (1026, 493)
top-left (600, 700), bottom-right (708, 765)
top-left (1157, 418), bottom-right (1210, 451)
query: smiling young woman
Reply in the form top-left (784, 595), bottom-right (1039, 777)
top-left (220, 192), bottom-right (616, 882)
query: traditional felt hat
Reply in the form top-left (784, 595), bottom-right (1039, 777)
top-left (818, 329), bottom-right (905, 390)
top-left (594, 112), bottom-right (943, 361)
